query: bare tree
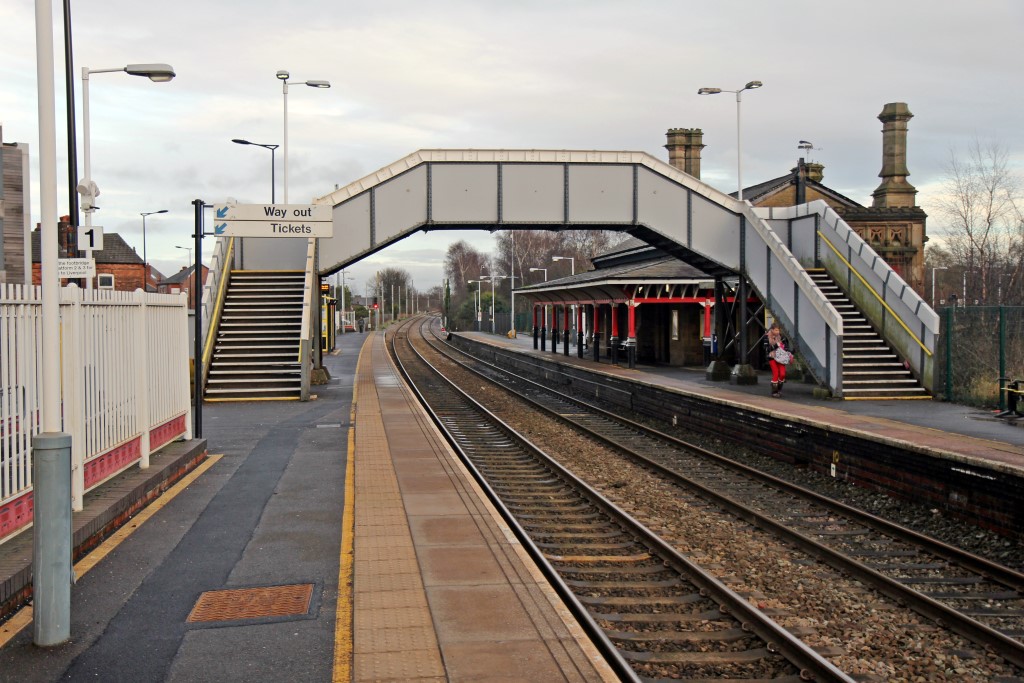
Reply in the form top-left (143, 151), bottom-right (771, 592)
top-left (935, 140), bottom-right (1021, 304)
top-left (443, 240), bottom-right (489, 295)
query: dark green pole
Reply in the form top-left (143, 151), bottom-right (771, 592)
top-left (999, 306), bottom-right (1006, 411)
top-left (944, 306), bottom-right (953, 401)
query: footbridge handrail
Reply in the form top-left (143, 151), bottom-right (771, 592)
top-left (739, 203), bottom-right (845, 393)
top-left (818, 230), bottom-right (931, 356)
top-left (758, 202), bottom-right (938, 391)
top-left (199, 236), bottom-right (234, 392)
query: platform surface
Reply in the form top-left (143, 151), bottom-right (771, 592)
top-left (463, 331), bottom-right (1024, 471)
top-left (0, 329), bottom-right (614, 682)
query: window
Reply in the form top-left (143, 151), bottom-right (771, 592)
top-left (97, 274), bottom-right (115, 290)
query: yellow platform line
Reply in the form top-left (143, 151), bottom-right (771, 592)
top-left (204, 397), bottom-right (300, 403)
top-left (0, 454), bottom-right (222, 649)
top-left (333, 343), bottom-right (363, 682)
top-left (843, 395), bottom-right (933, 401)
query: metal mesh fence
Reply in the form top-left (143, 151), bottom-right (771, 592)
top-left (935, 306), bottom-right (1024, 408)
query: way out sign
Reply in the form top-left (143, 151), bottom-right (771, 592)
top-left (212, 203), bottom-right (333, 238)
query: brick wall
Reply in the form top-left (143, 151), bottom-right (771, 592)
top-left (33, 262), bottom-right (147, 291)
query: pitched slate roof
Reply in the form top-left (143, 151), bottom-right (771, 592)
top-left (32, 230), bottom-right (143, 264)
top-left (162, 265), bottom-right (199, 285)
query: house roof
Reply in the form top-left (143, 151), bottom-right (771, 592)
top-left (732, 170), bottom-right (864, 208)
top-left (32, 229), bottom-right (143, 265)
top-left (161, 265), bottom-right (202, 285)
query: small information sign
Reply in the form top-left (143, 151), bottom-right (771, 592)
top-left (58, 258), bottom-right (96, 279)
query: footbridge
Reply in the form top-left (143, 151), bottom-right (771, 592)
top-left (226, 149), bottom-right (939, 398)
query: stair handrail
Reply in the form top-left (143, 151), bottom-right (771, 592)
top-left (759, 201), bottom-right (937, 391)
top-left (199, 236), bottom-right (234, 392)
top-left (818, 231), bottom-right (932, 356)
top-left (298, 238), bottom-right (316, 400)
top-left (741, 204), bottom-right (846, 393)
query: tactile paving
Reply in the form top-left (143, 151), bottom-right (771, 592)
top-left (187, 583), bottom-right (313, 623)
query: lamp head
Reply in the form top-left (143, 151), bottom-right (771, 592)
top-left (125, 64), bottom-right (176, 82)
top-left (276, 70), bottom-right (290, 80)
top-left (305, 80), bottom-right (331, 88)
top-left (232, 138), bottom-right (252, 145)
top-left (552, 256), bottom-right (563, 262)
top-left (697, 87), bottom-right (721, 95)
top-left (744, 80), bottom-right (763, 90)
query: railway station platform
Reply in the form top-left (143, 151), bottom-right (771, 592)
top-left (458, 330), bottom-right (1024, 470)
top-left (0, 329), bottom-right (615, 682)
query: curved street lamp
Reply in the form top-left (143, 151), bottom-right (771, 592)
top-left (140, 209), bottom-right (167, 289)
top-left (232, 139), bottom-right (280, 203)
top-left (276, 70), bottom-right (330, 203)
top-left (698, 80), bottom-right (762, 201)
top-left (80, 63), bottom-right (175, 288)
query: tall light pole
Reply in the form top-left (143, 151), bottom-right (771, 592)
top-left (468, 279), bottom-right (485, 331)
top-left (338, 270), bottom-right (350, 334)
top-left (529, 267), bottom-right (547, 281)
top-left (140, 209), bottom-right (167, 291)
top-left (34, 0), bottom-right (72, 646)
top-left (482, 275), bottom-right (508, 334)
top-left (80, 63), bottom-right (175, 288)
top-left (698, 80), bottom-right (762, 201)
top-left (931, 266), bottom-right (947, 307)
top-left (276, 70), bottom-right (330, 204)
top-left (552, 255), bottom-right (575, 275)
top-left (231, 139), bottom-right (279, 203)
top-left (174, 245), bottom-right (192, 307)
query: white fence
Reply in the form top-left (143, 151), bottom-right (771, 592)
top-left (0, 284), bottom-right (191, 544)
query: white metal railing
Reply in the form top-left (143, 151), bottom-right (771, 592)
top-left (199, 235), bottom-right (234, 356)
top-left (758, 201), bottom-right (938, 392)
top-left (0, 284), bottom-right (191, 543)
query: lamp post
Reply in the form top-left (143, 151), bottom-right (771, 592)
top-left (698, 80), bottom-right (762, 201)
top-left (140, 209), bottom-right (167, 291)
top-left (482, 275), bottom-right (508, 334)
top-left (931, 266), bottom-right (947, 307)
top-left (80, 63), bottom-right (175, 288)
top-left (553, 256), bottom-right (576, 343)
top-left (177, 245), bottom-right (194, 307)
top-left (231, 139), bottom-right (279, 203)
top-left (467, 279), bottom-right (484, 331)
top-left (276, 70), bottom-right (330, 204)
top-left (337, 270), bottom-right (350, 334)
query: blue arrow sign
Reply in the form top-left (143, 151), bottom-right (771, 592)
top-left (216, 206), bottom-right (229, 218)
top-left (215, 223), bottom-right (227, 235)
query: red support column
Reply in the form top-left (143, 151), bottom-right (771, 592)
top-left (610, 303), bottom-right (620, 365)
top-left (551, 305), bottom-right (558, 353)
top-left (626, 302), bottom-right (637, 369)
top-left (563, 305), bottom-right (570, 356)
top-left (592, 303), bottom-right (601, 361)
top-left (576, 305), bottom-right (584, 358)
top-left (532, 305), bottom-right (539, 349)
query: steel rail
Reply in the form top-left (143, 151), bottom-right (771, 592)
top-left (395, 317), bottom-right (855, 683)
top-left (430, 322), bottom-right (1024, 669)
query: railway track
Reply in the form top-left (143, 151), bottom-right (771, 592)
top-left (417, 318), bottom-right (1024, 672)
top-left (388, 317), bottom-right (853, 682)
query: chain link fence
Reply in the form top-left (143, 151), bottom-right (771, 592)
top-left (935, 306), bottom-right (1024, 409)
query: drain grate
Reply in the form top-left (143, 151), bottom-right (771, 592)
top-left (188, 583), bottom-right (314, 623)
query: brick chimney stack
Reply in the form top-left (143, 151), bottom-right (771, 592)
top-left (872, 102), bottom-right (917, 208)
top-left (665, 128), bottom-right (704, 179)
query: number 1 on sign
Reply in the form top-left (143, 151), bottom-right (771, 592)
top-left (77, 225), bottom-right (104, 251)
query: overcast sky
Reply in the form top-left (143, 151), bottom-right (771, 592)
top-left (4, 0), bottom-right (1023, 293)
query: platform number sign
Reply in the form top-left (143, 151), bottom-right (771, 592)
top-left (77, 224), bottom-right (104, 252)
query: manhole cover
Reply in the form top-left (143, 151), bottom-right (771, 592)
top-left (188, 583), bottom-right (314, 623)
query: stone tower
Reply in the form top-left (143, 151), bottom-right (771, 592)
top-left (871, 102), bottom-right (917, 208)
top-left (664, 128), bottom-right (704, 179)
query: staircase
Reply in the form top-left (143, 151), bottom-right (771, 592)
top-left (806, 269), bottom-right (929, 399)
top-left (204, 271), bottom-right (305, 400)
